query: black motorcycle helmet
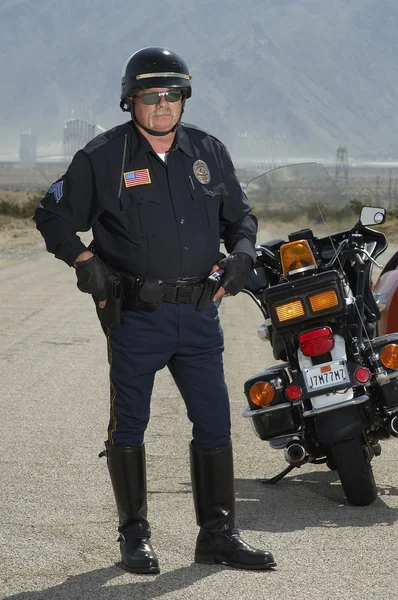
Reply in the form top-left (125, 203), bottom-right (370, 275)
top-left (120, 46), bottom-right (192, 113)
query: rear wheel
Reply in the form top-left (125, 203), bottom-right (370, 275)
top-left (329, 436), bottom-right (377, 506)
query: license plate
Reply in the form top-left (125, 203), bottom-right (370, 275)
top-left (304, 360), bottom-right (350, 391)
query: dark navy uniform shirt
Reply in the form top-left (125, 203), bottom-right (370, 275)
top-left (34, 120), bottom-right (257, 280)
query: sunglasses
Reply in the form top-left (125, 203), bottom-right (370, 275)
top-left (135, 90), bottom-right (183, 105)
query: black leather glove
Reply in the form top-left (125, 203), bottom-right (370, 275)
top-left (75, 255), bottom-right (108, 301)
top-left (217, 253), bottom-right (254, 296)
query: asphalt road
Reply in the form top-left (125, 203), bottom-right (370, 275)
top-left (1, 242), bottom-right (398, 600)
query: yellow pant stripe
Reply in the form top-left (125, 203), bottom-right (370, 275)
top-left (106, 327), bottom-right (117, 445)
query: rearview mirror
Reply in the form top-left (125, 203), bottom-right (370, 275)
top-left (359, 206), bottom-right (386, 227)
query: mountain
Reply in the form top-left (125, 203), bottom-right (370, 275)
top-left (1, 0), bottom-right (398, 161)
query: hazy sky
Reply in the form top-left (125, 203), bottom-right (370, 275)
top-left (2, 0), bottom-right (398, 162)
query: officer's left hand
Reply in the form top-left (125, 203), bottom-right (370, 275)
top-left (212, 253), bottom-right (253, 301)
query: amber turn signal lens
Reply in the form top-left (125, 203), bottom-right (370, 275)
top-left (280, 239), bottom-right (317, 277)
top-left (309, 289), bottom-right (339, 312)
top-left (380, 344), bottom-right (398, 370)
top-left (276, 300), bottom-right (305, 322)
top-left (249, 381), bottom-right (276, 407)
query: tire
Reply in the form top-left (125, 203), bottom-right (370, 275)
top-left (325, 453), bottom-right (337, 471)
top-left (329, 436), bottom-right (377, 506)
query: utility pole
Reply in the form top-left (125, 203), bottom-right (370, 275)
top-left (335, 145), bottom-right (349, 189)
top-left (388, 168), bottom-right (393, 209)
top-left (375, 175), bottom-right (380, 204)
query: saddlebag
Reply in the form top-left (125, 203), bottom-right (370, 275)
top-left (243, 366), bottom-right (300, 440)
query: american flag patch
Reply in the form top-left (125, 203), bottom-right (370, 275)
top-left (124, 169), bottom-right (151, 187)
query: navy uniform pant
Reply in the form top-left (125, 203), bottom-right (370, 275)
top-left (104, 300), bottom-right (231, 449)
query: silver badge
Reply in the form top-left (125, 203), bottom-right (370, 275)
top-left (193, 159), bottom-right (211, 184)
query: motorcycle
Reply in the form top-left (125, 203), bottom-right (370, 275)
top-left (373, 253), bottom-right (398, 336)
top-left (241, 162), bottom-right (398, 506)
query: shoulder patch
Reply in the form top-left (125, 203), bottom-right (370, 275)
top-left (48, 181), bottom-right (64, 203)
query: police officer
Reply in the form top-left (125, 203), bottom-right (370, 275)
top-left (34, 47), bottom-right (276, 574)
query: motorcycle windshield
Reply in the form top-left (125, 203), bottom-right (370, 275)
top-left (245, 163), bottom-right (356, 243)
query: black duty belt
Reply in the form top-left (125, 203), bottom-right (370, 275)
top-left (162, 281), bottom-right (205, 303)
top-left (121, 274), bottom-right (205, 304)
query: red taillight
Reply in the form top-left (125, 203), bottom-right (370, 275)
top-left (285, 385), bottom-right (302, 401)
top-left (299, 327), bottom-right (335, 357)
top-left (355, 367), bottom-right (370, 384)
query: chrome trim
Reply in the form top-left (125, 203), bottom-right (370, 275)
top-left (136, 71), bottom-right (191, 80)
top-left (376, 371), bottom-right (393, 386)
top-left (374, 367), bottom-right (398, 385)
top-left (284, 442), bottom-right (307, 464)
top-left (324, 238), bottom-right (349, 269)
top-left (287, 265), bottom-right (316, 276)
top-left (269, 430), bottom-right (303, 440)
top-left (390, 415), bottom-right (398, 435)
top-left (257, 324), bottom-right (269, 341)
top-left (302, 394), bottom-right (368, 417)
top-left (242, 402), bottom-right (297, 418)
top-left (272, 377), bottom-right (284, 390)
top-left (385, 369), bottom-right (398, 380)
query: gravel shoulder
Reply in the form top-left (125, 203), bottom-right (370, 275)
top-left (2, 245), bottom-right (398, 600)
top-left (0, 218), bottom-right (46, 268)
top-left (1, 217), bottom-right (398, 599)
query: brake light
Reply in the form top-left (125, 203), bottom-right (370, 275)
top-left (285, 385), bottom-right (302, 401)
top-left (249, 381), bottom-right (275, 407)
top-left (299, 327), bottom-right (335, 357)
top-left (280, 239), bottom-right (317, 278)
top-left (355, 367), bottom-right (370, 383)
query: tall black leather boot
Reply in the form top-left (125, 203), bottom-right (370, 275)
top-left (106, 442), bottom-right (160, 574)
top-left (190, 441), bottom-right (276, 570)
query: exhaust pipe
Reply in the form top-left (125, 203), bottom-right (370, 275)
top-left (284, 442), bottom-right (308, 465)
top-left (389, 415), bottom-right (398, 437)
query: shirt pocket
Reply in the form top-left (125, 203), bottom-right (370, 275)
top-left (189, 181), bottom-right (227, 230)
top-left (120, 189), bottom-right (161, 239)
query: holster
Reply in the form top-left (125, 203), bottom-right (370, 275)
top-left (94, 272), bottom-right (124, 329)
top-left (87, 241), bottom-right (124, 328)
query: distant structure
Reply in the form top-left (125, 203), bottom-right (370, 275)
top-left (269, 132), bottom-right (289, 170)
top-left (63, 111), bottom-right (97, 163)
top-left (232, 131), bottom-right (290, 171)
top-left (19, 130), bottom-right (37, 168)
top-left (335, 145), bottom-right (349, 188)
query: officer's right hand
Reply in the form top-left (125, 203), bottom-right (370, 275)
top-left (74, 254), bottom-right (108, 308)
